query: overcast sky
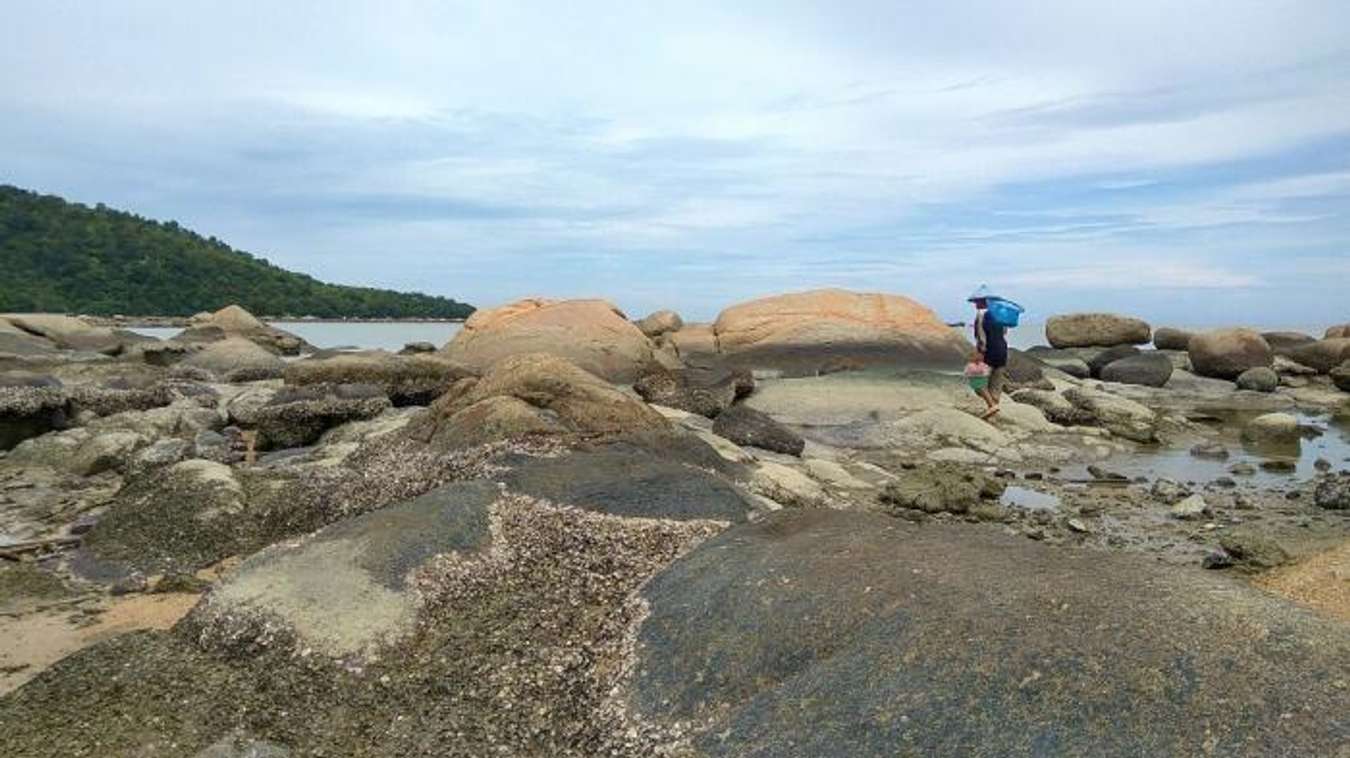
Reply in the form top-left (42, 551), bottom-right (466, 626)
top-left (3, 1), bottom-right (1348, 324)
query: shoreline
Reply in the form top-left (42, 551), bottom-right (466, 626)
top-left (86, 315), bottom-right (467, 328)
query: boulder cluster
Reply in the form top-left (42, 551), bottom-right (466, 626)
top-left (1, 297), bottom-right (1348, 757)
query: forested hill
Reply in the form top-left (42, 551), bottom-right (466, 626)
top-left (0, 185), bottom-right (474, 318)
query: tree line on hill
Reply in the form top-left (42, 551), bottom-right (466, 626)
top-left (0, 185), bottom-right (474, 319)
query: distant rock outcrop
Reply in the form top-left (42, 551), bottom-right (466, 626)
top-left (1187, 329), bottom-right (1274, 380)
top-left (440, 298), bottom-right (656, 383)
top-left (174, 304), bottom-right (311, 356)
top-left (711, 289), bottom-right (969, 375)
top-left (1045, 313), bottom-right (1151, 348)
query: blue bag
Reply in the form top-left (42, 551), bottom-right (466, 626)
top-left (987, 298), bottom-right (1024, 328)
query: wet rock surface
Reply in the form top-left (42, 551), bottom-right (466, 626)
top-left (711, 404), bottom-right (805, 456)
top-left (633, 510), bottom-right (1350, 757)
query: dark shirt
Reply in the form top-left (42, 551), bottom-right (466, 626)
top-left (976, 310), bottom-right (1008, 367)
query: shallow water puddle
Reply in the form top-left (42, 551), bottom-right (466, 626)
top-left (1068, 411), bottom-right (1350, 486)
top-left (1000, 486), bottom-right (1062, 512)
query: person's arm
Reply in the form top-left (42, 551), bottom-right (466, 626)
top-left (974, 311), bottom-right (987, 355)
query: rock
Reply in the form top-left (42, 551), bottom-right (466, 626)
top-left (887, 407), bottom-right (1011, 453)
top-left (1084, 345), bottom-right (1141, 378)
top-left (1066, 518), bottom-right (1089, 534)
top-left (128, 437), bottom-right (193, 474)
top-left (1, 313), bottom-right (140, 355)
top-left (635, 309), bottom-right (684, 339)
top-left (254, 384), bottom-right (391, 449)
top-left (664, 323), bottom-right (720, 365)
top-left (66, 380), bottom-right (175, 417)
top-left (1325, 324), bottom-right (1350, 339)
top-left (1331, 361), bottom-right (1350, 392)
top-left (630, 510), bottom-right (1350, 756)
top-left (182, 338), bottom-right (286, 382)
top-left (1261, 331), bottom-right (1316, 353)
top-left (1218, 529), bottom-right (1289, 570)
top-left (501, 439), bottom-right (754, 522)
top-left (1157, 349), bottom-right (1193, 372)
top-left (1045, 313), bottom-right (1151, 348)
top-left (804, 458), bottom-right (873, 490)
top-left (1260, 460), bottom-right (1296, 473)
top-left (1190, 442), bottom-right (1229, 460)
top-left (878, 464), bottom-right (1005, 515)
top-left (184, 481), bottom-right (499, 657)
top-left (1170, 494), bottom-right (1210, 520)
top-left (1313, 473), bottom-right (1349, 510)
top-left (1063, 387), bottom-right (1157, 443)
top-left (225, 386), bottom-right (278, 427)
top-left (1272, 355), bottom-right (1318, 376)
top-left (1011, 389), bottom-right (1096, 427)
top-left (712, 404), bottom-right (805, 456)
top-left (67, 430), bottom-right (146, 476)
top-left (1100, 352), bottom-right (1173, 387)
top-left (88, 401), bottom-right (224, 441)
top-left (173, 304), bottom-right (310, 356)
top-left (1201, 550), bottom-right (1234, 569)
top-left (398, 341), bottom-right (436, 355)
top-left (632, 367), bottom-right (752, 418)
top-left (1284, 338), bottom-right (1350, 374)
top-left (1087, 464), bottom-right (1128, 482)
top-left (283, 351), bottom-right (478, 406)
top-left (751, 461), bottom-right (829, 508)
top-left (1152, 327), bottom-right (1195, 351)
top-left (1022, 348), bottom-right (1090, 378)
top-left (77, 460), bottom-right (249, 576)
top-left (712, 289), bottom-right (970, 375)
top-left (194, 429), bottom-right (240, 464)
top-left (1229, 462), bottom-right (1257, 476)
top-left (440, 298), bottom-right (656, 383)
top-left (1151, 478), bottom-right (1190, 501)
top-left (1236, 366), bottom-right (1279, 393)
top-left (0, 373), bottom-right (69, 450)
top-left (1188, 329), bottom-right (1273, 380)
top-left (136, 341), bottom-right (197, 367)
top-left (404, 353), bottom-right (669, 449)
top-left (1241, 412), bottom-right (1301, 444)
top-left (999, 349), bottom-right (1047, 389)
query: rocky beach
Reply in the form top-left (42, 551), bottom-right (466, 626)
top-left (0, 289), bottom-right (1348, 757)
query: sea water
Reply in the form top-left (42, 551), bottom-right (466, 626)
top-left (131, 321), bottom-right (464, 352)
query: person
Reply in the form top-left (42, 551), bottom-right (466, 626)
top-left (967, 285), bottom-right (1008, 419)
top-left (964, 353), bottom-right (997, 417)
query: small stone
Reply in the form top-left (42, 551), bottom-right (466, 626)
top-left (1202, 550), bottom-right (1234, 570)
top-left (110, 573), bottom-right (148, 596)
top-left (1214, 477), bottom-right (1238, 489)
top-left (1189, 443), bottom-right (1230, 460)
top-left (1150, 478), bottom-right (1190, 502)
top-left (1170, 494), bottom-right (1210, 520)
top-left (1066, 518), bottom-right (1089, 534)
top-left (1228, 463), bottom-right (1256, 477)
top-left (1259, 460), bottom-right (1296, 474)
top-left (1313, 458), bottom-right (1332, 472)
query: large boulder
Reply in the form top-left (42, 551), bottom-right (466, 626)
top-left (1063, 387), bottom-right (1157, 442)
top-left (1085, 344), bottom-right (1142, 378)
top-left (1188, 329), bottom-right (1274, 380)
top-left (1152, 327), bottom-right (1194, 351)
top-left (1324, 324), bottom-right (1350, 339)
top-left (0, 372), bottom-right (70, 450)
top-left (1333, 361), bottom-right (1350, 392)
top-left (1022, 347), bottom-right (1089, 379)
top-left (1100, 352), bottom-right (1174, 387)
top-left (1286, 338), bottom-right (1350, 374)
top-left (283, 351), bottom-right (477, 406)
top-left (404, 353), bottom-right (668, 448)
top-left (1262, 331), bottom-right (1317, 353)
top-left (182, 338), bottom-right (286, 382)
top-left (631, 510), bottom-right (1350, 756)
top-left (711, 404), bottom-right (805, 456)
top-left (1011, 389), bottom-right (1096, 427)
top-left (635, 309), bottom-right (684, 339)
top-left (440, 298), bottom-right (656, 383)
top-left (1236, 366), bottom-right (1280, 393)
top-left (1314, 473), bottom-right (1349, 510)
top-left (254, 384), bottom-right (392, 449)
top-left (712, 289), bottom-right (969, 375)
top-left (877, 464), bottom-right (1005, 514)
top-left (632, 367), bottom-right (753, 418)
top-left (1241, 412), bottom-right (1301, 445)
top-left (174, 305), bottom-right (309, 355)
top-left (0, 313), bottom-right (147, 355)
top-left (1045, 313), bottom-right (1151, 348)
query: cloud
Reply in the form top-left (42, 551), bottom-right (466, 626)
top-left (0, 1), bottom-right (1348, 325)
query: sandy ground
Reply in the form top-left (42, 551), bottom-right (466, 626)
top-left (1255, 538), bottom-right (1350, 622)
top-left (0, 592), bottom-right (202, 695)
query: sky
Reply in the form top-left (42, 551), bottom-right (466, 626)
top-left (3, 1), bottom-right (1349, 326)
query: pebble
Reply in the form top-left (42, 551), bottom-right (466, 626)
top-left (1201, 550), bottom-right (1233, 570)
top-left (1066, 519), bottom-right (1089, 534)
